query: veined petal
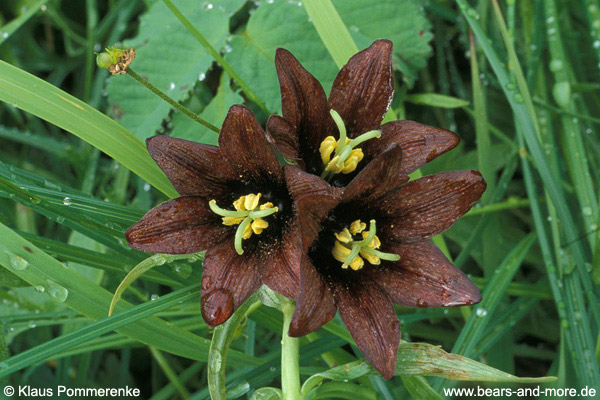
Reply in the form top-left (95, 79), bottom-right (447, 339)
top-left (284, 166), bottom-right (342, 252)
top-left (335, 280), bottom-right (400, 380)
top-left (379, 170), bottom-right (486, 242)
top-left (146, 135), bottom-right (236, 198)
top-left (288, 255), bottom-right (336, 336)
top-left (219, 105), bottom-right (282, 181)
top-left (342, 144), bottom-right (408, 204)
top-left (275, 48), bottom-right (330, 156)
top-left (266, 115), bottom-right (304, 168)
top-left (259, 220), bottom-right (301, 300)
top-left (328, 40), bottom-right (394, 138)
top-left (366, 241), bottom-right (481, 307)
top-left (201, 240), bottom-right (262, 326)
top-left (363, 120), bottom-right (460, 175)
top-left (125, 196), bottom-right (228, 254)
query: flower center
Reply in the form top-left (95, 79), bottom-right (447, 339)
top-left (209, 193), bottom-right (279, 255)
top-left (319, 109), bottom-right (381, 179)
top-left (331, 219), bottom-right (400, 270)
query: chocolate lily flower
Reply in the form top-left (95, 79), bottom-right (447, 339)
top-left (284, 145), bottom-right (486, 379)
top-left (125, 105), bottom-right (300, 326)
top-left (267, 39), bottom-right (459, 187)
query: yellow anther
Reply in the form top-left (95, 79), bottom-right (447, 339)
top-left (251, 218), bottom-right (269, 234)
top-left (332, 240), bottom-right (352, 262)
top-left (360, 251), bottom-right (381, 265)
top-left (334, 228), bottom-right (353, 243)
top-left (362, 231), bottom-right (381, 248)
top-left (348, 255), bottom-right (365, 271)
top-left (350, 220), bottom-right (366, 235)
top-left (242, 223), bottom-right (253, 239)
top-left (319, 136), bottom-right (337, 164)
top-left (325, 155), bottom-right (340, 172)
top-left (222, 216), bottom-right (244, 225)
top-left (260, 202), bottom-right (274, 210)
top-left (233, 197), bottom-right (246, 212)
top-left (340, 149), bottom-right (364, 174)
top-left (244, 193), bottom-right (261, 210)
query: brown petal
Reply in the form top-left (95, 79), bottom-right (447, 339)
top-left (335, 280), bottom-right (400, 380)
top-left (342, 144), bottom-right (408, 204)
top-left (201, 240), bottom-right (262, 326)
top-left (328, 40), bottom-right (394, 137)
top-left (147, 135), bottom-right (236, 197)
top-left (275, 48), bottom-right (330, 152)
top-left (125, 196), bottom-right (228, 254)
top-left (219, 105), bottom-right (282, 181)
top-left (265, 115), bottom-right (305, 168)
top-left (288, 255), bottom-right (336, 336)
top-left (284, 166), bottom-right (342, 251)
top-left (363, 120), bottom-right (460, 175)
top-left (259, 220), bottom-right (301, 300)
top-left (379, 170), bottom-right (486, 242)
top-left (366, 241), bottom-right (481, 307)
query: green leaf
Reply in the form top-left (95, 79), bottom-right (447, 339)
top-left (405, 93), bottom-right (470, 108)
top-left (0, 222), bottom-right (261, 368)
top-left (0, 60), bottom-right (176, 198)
top-left (302, 360), bottom-right (372, 397)
top-left (225, 0), bottom-right (432, 112)
top-left (400, 376), bottom-right (443, 400)
top-left (395, 342), bottom-right (555, 383)
top-left (170, 79), bottom-right (243, 144)
top-left (106, 0), bottom-right (230, 140)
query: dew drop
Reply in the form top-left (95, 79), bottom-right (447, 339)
top-left (594, 40), bottom-right (600, 49)
top-left (1, 32), bottom-right (8, 39)
top-left (56, 216), bottom-right (65, 223)
top-left (582, 206), bottom-right (592, 216)
top-left (169, 82), bottom-right (176, 90)
top-left (209, 350), bottom-right (222, 372)
top-left (34, 285), bottom-right (45, 293)
top-left (549, 59), bottom-right (563, 72)
top-left (223, 44), bottom-right (233, 53)
top-left (150, 294), bottom-right (160, 301)
top-left (62, 196), bottom-right (72, 206)
top-left (47, 280), bottom-right (68, 303)
top-left (40, 4), bottom-right (47, 11)
top-left (28, 321), bottom-right (37, 328)
top-left (513, 93), bottom-right (524, 103)
top-left (204, 3), bottom-right (213, 10)
top-left (7, 252), bottom-right (29, 270)
top-left (198, 72), bottom-right (206, 81)
top-left (505, 82), bottom-right (516, 91)
top-left (143, 182), bottom-right (152, 192)
top-left (475, 307), bottom-right (487, 317)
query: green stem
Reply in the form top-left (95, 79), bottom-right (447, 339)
top-left (281, 300), bottom-right (301, 400)
top-left (126, 68), bottom-right (219, 133)
top-left (161, 0), bottom-right (269, 113)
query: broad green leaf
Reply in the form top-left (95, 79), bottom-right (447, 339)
top-left (106, 0), bottom-right (230, 140)
top-left (0, 60), bottom-right (176, 198)
top-left (395, 342), bottom-right (555, 383)
top-left (405, 93), bottom-right (470, 108)
top-left (170, 79), bottom-right (243, 144)
top-left (0, 222), bottom-right (261, 367)
top-left (225, 0), bottom-right (432, 112)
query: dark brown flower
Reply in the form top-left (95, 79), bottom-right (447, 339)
top-left (126, 105), bottom-right (300, 326)
top-left (284, 144), bottom-right (486, 379)
top-left (267, 39), bottom-right (459, 187)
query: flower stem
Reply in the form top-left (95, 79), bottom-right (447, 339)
top-left (126, 68), bottom-right (220, 133)
top-left (281, 300), bottom-right (301, 400)
top-left (161, 0), bottom-right (269, 114)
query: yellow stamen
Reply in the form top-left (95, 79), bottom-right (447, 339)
top-left (251, 218), bottom-right (269, 234)
top-left (222, 216), bottom-right (244, 225)
top-left (350, 220), bottom-right (366, 235)
top-left (331, 219), bottom-right (399, 270)
top-left (334, 228), bottom-right (353, 243)
top-left (319, 136), bottom-right (337, 164)
top-left (209, 192), bottom-right (279, 255)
